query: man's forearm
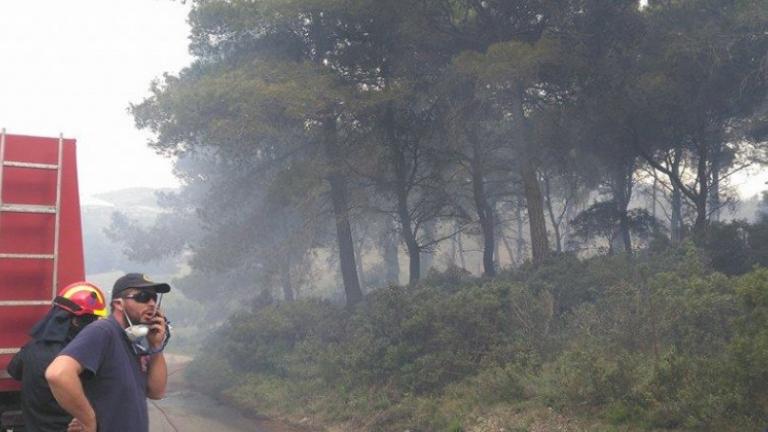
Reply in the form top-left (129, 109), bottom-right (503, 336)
top-left (45, 356), bottom-right (96, 429)
top-left (147, 353), bottom-right (168, 399)
top-left (45, 365), bottom-right (96, 427)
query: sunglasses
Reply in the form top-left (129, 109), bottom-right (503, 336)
top-left (122, 291), bottom-right (158, 304)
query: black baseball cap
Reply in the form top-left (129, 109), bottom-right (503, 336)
top-left (112, 273), bottom-right (171, 298)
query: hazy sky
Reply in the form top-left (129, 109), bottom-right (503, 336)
top-left (0, 1), bottom-right (764, 200)
top-left (0, 0), bottom-right (191, 198)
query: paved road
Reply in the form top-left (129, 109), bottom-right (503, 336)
top-left (149, 356), bottom-right (306, 432)
top-left (149, 389), bottom-right (264, 432)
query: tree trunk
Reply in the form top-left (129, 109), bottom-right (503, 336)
top-left (562, 194), bottom-right (575, 251)
top-left (543, 175), bottom-right (562, 253)
top-left (402, 223), bottom-right (421, 284)
top-left (386, 103), bottom-right (422, 285)
top-left (709, 141), bottom-right (721, 222)
top-left (693, 140), bottom-right (710, 238)
top-left (323, 116), bottom-right (363, 306)
top-left (694, 196), bottom-right (708, 238)
top-left (670, 150), bottom-right (683, 243)
top-left (457, 228), bottom-right (467, 269)
top-left (494, 205), bottom-right (502, 269)
top-left (651, 176), bottom-right (658, 221)
top-left (470, 143), bottom-right (496, 277)
top-left (521, 161), bottom-right (550, 265)
top-left (671, 185), bottom-right (683, 243)
top-left (353, 235), bottom-right (366, 292)
top-left (613, 162), bottom-right (634, 255)
top-left (618, 211), bottom-right (632, 254)
top-left (420, 220), bottom-right (435, 275)
top-left (382, 219), bottom-right (400, 285)
top-left (511, 83), bottom-right (549, 266)
top-left (515, 197), bottom-right (526, 265)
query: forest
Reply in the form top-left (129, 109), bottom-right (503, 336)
top-left (107, 1), bottom-right (768, 430)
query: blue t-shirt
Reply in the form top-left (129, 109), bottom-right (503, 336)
top-left (60, 316), bottom-right (149, 432)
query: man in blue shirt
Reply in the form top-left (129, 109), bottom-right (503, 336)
top-left (45, 273), bottom-right (171, 432)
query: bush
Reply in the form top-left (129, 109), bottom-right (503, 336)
top-left (727, 268), bottom-right (768, 417)
top-left (217, 299), bottom-right (347, 378)
top-left (702, 218), bottom-right (768, 275)
top-left (342, 280), bottom-right (550, 393)
top-left (187, 253), bottom-right (768, 431)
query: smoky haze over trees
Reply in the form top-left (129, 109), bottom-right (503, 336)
top-left (108, 0), bottom-right (768, 308)
top-left (102, 2), bottom-right (768, 429)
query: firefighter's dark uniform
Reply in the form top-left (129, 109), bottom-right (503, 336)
top-left (6, 309), bottom-right (75, 432)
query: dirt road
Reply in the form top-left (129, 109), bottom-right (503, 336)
top-left (149, 355), bottom-right (308, 432)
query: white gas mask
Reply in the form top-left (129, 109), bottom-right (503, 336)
top-left (124, 312), bottom-right (151, 342)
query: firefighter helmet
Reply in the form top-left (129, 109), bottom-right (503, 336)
top-left (54, 281), bottom-right (108, 317)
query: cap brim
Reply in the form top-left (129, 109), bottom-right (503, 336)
top-left (134, 282), bottom-right (171, 294)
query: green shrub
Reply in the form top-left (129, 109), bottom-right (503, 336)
top-left (187, 253), bottom-right (768, 431)
top-left (701, 218), bottom-right (768, 275)
top-left (340, 280), bottom-right (551, 394)
top-left (726, 268), bottom-right (768, 418)
top-left (218, 299), bottom-right (347, 377)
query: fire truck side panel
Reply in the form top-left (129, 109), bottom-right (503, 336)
top-left (0, 134), bottom-right (85, 393)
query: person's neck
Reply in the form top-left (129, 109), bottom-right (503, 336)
top-left (113, 310), bottom-right (128, 328)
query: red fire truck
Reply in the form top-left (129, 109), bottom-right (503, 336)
top-left (0, 130), bottom-right (86, 430)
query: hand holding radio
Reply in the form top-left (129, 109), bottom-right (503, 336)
top-left (146, 311), bottom-right (168, 351)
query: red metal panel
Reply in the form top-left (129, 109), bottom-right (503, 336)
top-left (57, 137), bottom-right (86, 288)
top-left (0, 260), bottom-right (55, 302)
top-left (3, 135), bottom-right (59, 164)
top-left (0, 306), bottom-right (50, 347)
top-left (0, 133), bottom-right (85, 393)
top-left (1, 167), bottom-right (57, 206)
top-left (0, 212), bottom-right (56, 255)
